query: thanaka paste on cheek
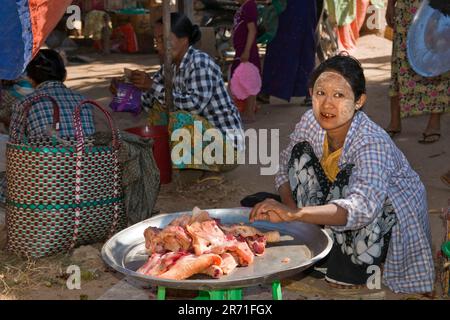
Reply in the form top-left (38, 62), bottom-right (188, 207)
top-left (312, 71), bottom-right (356, 126)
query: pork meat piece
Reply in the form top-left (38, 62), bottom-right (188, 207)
top-left (201, 253), bottom-right (238, 278)
top-left (186, 220), bottom-right (227, 255)
top-left (143, 225), bottom-right (192, 254)
top-left (222, 240), bottom-right (254, 266)
top-left (200, 265), bottom-right (224, 278)
top-left (167, 208), bottom-right (213, 228)
top-left (220, 224), bottom-right (280, 243)
top-left (158, 253), bottom-right (222, 280)
top-left (136, 253), bottom-right (163, 275)
top-left (168, 214), bottom-right (192, 227)
top-left (191, 207), bottom-right (214, 223)
top-left (137, 251), bottom-right (188, 276)
top-left (237, 234), bottom-right (267, 256)
top-left (143, 227), bottom-right (165, 254)
top-left (219, 253), bottom-right (238, 274)
top-left (186, 220), bottom-right (254, 266)
top-left (158, 226), bottom-right (192, 253)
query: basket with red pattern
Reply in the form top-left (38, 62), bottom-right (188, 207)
top-left (5, 94), bottom-right (126, 258)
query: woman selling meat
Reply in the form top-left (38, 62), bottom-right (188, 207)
top-left (250, 54), bottom-right (434, 294)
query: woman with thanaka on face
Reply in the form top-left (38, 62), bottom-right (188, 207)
top-left (250, 54), bottom-right (434, 293)
top-left (111, 13), bottom-right (244, 184)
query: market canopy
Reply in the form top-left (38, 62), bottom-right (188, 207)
top-left (0, 0), bottom-right (72, 80)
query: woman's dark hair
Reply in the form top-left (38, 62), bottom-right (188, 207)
top-left (26, 49), bottom-right (67, 84)
top-left (308, 53), bottom-right (366, 102)
top-left (157, 13), bottom-right (201, 45)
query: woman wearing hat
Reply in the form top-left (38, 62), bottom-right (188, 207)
top-left (385, 0), bottom-right (449, 143)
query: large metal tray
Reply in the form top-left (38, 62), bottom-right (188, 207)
top-left (101, 208), bottom-right (332, 291)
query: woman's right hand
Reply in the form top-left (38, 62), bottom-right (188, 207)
top-left (385, 0), bottom-right (396, 29)
top-left (249, 199), bottom-right (299, 223)
top-left (130, 70), bottom-right (153, 91)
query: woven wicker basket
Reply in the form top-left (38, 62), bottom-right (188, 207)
top-left (5, 94), bottom-right (126, 258)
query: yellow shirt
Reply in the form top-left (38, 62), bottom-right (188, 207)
top-left (320, 135), bottom-right (343, 183)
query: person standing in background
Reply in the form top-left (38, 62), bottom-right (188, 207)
top-left (385, 0), bottom-right (449, 143)
top-left (260, 0), bottom-right (318, 104)
top-left (326, 0), bottom-right (385, 54)
top-left (231, 0), bottom-right (261, 123)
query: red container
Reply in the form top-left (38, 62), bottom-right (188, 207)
top-left (125, 125), bottom-right (172, 184)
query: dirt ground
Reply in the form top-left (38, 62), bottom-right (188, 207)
top-left (0, 33), bottom-right (448, 300)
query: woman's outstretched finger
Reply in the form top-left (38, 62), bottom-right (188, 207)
top-left (250, 201), bottom-right (268, 222)
top-left (253, 211), bottom-right (270, 222)
top-left (250, 201), bottom-right (266, 222)
top-left (258, 212), bottom-right (271, 221)
top-left (250, 201), bottom-right (270, 222)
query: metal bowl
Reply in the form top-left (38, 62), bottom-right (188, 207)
top-left (101, 207), bottom-right (333, 291)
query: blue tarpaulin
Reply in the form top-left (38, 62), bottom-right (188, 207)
top-left (0, 0), bottom-right (71, 80)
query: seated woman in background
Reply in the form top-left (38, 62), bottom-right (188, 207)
top-left (8, 49), bottom-right (95, 138)
top-left (250, 54), bottom-right (434, 294)
top-left (0, 49), bottom-right (95, 203)
top-left (112, 13), bottom-right (244, 184)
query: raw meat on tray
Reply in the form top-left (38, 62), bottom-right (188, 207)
top-left (138, 207), bottom-right (281, 280)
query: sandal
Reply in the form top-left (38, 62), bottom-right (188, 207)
top-left (384, 128), bottom-right (401, 138)
top-left (418, 132), bottom-right (441, 144)
top-left (196, 173), bottom-right (224, 185)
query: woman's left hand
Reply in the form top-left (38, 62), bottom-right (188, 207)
top-left (249, 199), bottom-right (299, 223)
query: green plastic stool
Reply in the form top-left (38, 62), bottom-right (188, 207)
top-left (156, 281), bottom-right (282, 300)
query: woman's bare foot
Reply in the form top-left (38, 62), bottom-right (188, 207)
top-left (243, 96), bottom-right (257, 123)
top-left (196, 171), bottom-right (224, 185)
top-left (385, 95), bottom-right (402, 136)
top-left (418, 113), bottom-right (441, 144)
